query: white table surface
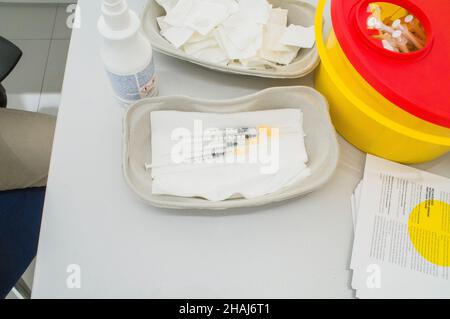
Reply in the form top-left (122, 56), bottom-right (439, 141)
top-left (31, 0), bottom-right (450, 298)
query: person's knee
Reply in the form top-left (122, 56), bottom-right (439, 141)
top-left (0, 109), bottom-right (56, 190)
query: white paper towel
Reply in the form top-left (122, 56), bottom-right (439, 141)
top-left (150, 109), bottom-right (311, 201)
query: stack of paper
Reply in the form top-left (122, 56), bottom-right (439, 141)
top-left (155, 0), bottom-right (315, 67)
top-left (350, 155), bottom-right (450, 298)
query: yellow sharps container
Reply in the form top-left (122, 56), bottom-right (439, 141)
top-left (314, 0), bottom-right (450, 163)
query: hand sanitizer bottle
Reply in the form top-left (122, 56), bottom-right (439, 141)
top-left (98, 0), bottom-right (157, 104)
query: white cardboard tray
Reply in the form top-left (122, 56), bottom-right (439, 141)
top-left (122, 86), bottom-right (339, 210)
top-left (141, 0), bottom-right (320, 78)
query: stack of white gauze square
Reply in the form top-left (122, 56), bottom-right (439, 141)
top-left (155, 0), bottom-right (315, 68)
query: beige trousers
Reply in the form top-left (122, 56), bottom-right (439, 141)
top-left (0, 108), bottom-right (56, 191)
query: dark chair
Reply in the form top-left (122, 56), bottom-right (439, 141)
top-left (0, 36), bottom-right (45, 299)
top-left (0, 36), bottom-right (22, 108)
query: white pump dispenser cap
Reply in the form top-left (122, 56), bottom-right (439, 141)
top-left (98, 0), bottom-right (140, 40)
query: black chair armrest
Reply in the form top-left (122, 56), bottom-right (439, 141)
top-left (0, 84), bottom-right (6, 108)
top-left (0, 36), bottom-right (22, 82)
top-left (0, 36), bottom-right (22, 107)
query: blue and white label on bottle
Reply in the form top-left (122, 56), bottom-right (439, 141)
top-left (107, 58), bottom-right (157, 102)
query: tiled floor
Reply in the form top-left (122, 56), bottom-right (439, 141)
top-left (1, 2), bottom-right (75, 115)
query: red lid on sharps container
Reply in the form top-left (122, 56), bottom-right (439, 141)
top-left (331, 0), bottom-right (450, 128)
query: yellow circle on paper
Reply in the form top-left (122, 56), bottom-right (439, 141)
top-left (408, 200), bottom-right (450, 267)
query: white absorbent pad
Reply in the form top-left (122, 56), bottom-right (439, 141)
top-left (280, 24), bottom-right (316, 48)
top-left (150, 109), bottom-right (311, 201)
top-left (185, 0), bottom-right (230, 35)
